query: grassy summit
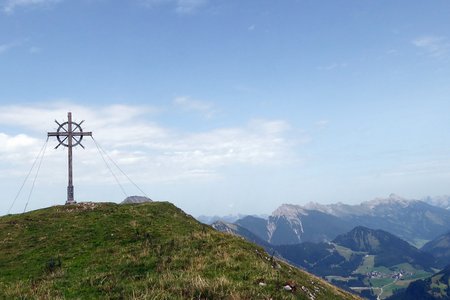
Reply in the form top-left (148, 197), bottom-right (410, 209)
top-left (0, 202), bottom-right (359, 299)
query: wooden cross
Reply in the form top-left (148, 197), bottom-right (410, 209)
top-left (47, 112), bottom-right (92, 205)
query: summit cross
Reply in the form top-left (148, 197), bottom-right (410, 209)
top-left (47, 112), bottom-right (92, 205)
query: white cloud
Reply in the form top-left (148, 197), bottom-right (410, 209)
top-left (2, 0), bottom-right (61, 14)
top-left (315, 119), bottom-right (329, 129)
top-left (175, 0), bottom-right (206, 14)
top-left (0, 133), bottom-right (38, 153)
top-left (173, 96), bottom-right (216, 118)
top-left (0, 42), bottom-right (14, 54)
top-left (29, 46), bottom-right (41, 54)
top-left (140, 0), bottom-right (171, 7)
top-left (0, 102), bottom-right (158, 132)
top-left (317, 62), bottom-right (348, 71)
top-left (412, 36), bottom-right (450, 58)
top-left (0, 102), bottom-right (299, 184)
top-left (379, 159), bottom-right (450, 183)
top-left (141, 0), bottom-right (207, 14)
top-left (0, 41), bottom-right (21, 54)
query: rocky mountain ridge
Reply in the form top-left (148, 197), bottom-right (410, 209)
top-left (229, 194), bottom-right (450, 246)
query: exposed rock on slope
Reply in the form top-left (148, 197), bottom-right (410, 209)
top-left (121, 195), bottom-right (152, 204)
top-left (211, 220), bottom-right (273, 250)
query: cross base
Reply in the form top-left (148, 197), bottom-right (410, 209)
top-left (66, 186), bottom-right (76, 205)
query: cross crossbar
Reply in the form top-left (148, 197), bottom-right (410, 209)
top-left (48, 132), bottom-right (93, 137)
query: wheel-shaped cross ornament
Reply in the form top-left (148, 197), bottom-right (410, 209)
top-left (55, 120), bottom-right (86, 149)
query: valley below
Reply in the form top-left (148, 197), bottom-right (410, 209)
top-left (209, 194), bottom-right (450, 299)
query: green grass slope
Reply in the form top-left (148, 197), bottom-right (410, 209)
top-left (0, 202), bottom-right (359, 299)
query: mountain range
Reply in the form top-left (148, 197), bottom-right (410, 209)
top-left (211, 194), bottom-right (450, 248)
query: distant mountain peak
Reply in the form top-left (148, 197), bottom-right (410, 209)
top-left (422, 195), bottom-right (450, 210)
top-left (210, 220), bottom-right (239, 234)
top-left (278, 194), bottom-right (420, 218)
top-left (303, 201), bottom-right (333, 213)
top-left (351, 225), bottom-right (373, 232)
top-left (197, 214), bottom-right (250, 225)
top-left (389, 192), bottom-right (402, 199)
top-left (333, 226), bottom-right (407, 254)
top-left (272, 203), bottom-right (308, 218)
top-left (362, 193), bottom-right (412, 209)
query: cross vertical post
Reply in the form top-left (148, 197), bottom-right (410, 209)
top-left (47, 112), bottom-right (92, 205)
top-left (67, 112), bottom-right (74, 204)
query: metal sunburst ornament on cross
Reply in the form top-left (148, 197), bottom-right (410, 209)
top-left (47, 112), bottom-right (92, 205)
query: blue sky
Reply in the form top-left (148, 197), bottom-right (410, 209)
top-left (1, 0), bottom-right (450, 216)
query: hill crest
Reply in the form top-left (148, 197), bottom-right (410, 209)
top-left (0, 201), bottom-right (358, 299)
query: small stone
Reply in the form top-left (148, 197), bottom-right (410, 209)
top-left (284, 285), bottom-right (293, 291)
